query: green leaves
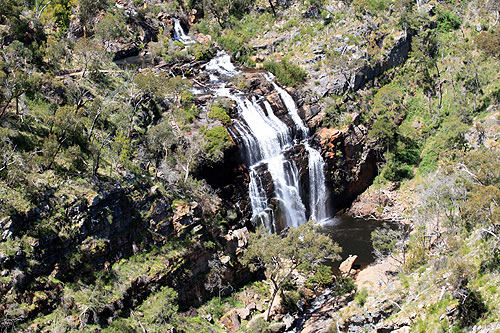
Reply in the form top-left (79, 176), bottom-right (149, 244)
top-left (263, 59), bottom-right (307, 87)
top-left (242, 221), bottom-right (341, 321)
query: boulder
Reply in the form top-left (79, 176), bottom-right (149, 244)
top-left (220, 309), bottom-right (241, 333)
top-left (236, 307), bottom-right (251, 320)
top-left (268, 322), bottom-right (286, 332)
top-left (283, 313), bottom-right (295, 330)
top-left (246, 302), bottom-right (257, 312)
top-left (225, 227), bottom-right (250, 256)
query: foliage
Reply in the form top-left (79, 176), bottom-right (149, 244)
top-left (355, 287), bottom-right (368, 306)
top-left (436, 7), bottom-right (462, 33)
top-left (193, 42), bottom-right (215, 61)
top-left (263, 59), bottom-right (307, 87)
top-left (332, 275), bottom-right (355, 296)
top-left (208, 105), bottom-right (231, 125)
top-left (94, 12), bottom-right (128, 48)
top-left (368, 84), bottom-right (404, 150)
top-left (137, 286), bottom-right (179, 332)
top-left (372, 223), bottom-right (410, 267)
top-left (281, 289), bottom-right (303, 313)
top-left (457, 287), bottom-right (487, 328)
top-left (306, 265), bottom-right (334, 288)
top-left (40, 0), bottom-right (75, 32)
top-left (242, 221), bottom-right (340, 320)
top-left (217, 28), bottom-right (254, 64)
top-left (352, 0), bottom-right (390, 16)
top-left (476, 27), bottom-right (500, 59)
top-left (201, 126), bottom-right (233, 163)
top-left (78, 0), bottom-right (109, 30)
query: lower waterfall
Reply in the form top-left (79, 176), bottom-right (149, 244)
top-left (201, 53), bottom-right (330, 232)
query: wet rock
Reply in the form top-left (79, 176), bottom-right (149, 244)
top-left (283, 313), bottom-right (295, 330)
top-left (268, 322), bottom-right (286, 332)
top-left (314, 123), bottom-right (377, 211)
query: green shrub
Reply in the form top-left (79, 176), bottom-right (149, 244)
top-left (333, 276), bottom-right (356, 296)
top-left (217, 29), bottom-right (253, 64)
top-left (355, 287), bottom-right (369, 306)
top-left (281, 289), bottom-right (302, 313)
top-left (138, 286), bottom-right (179, 331)
top-left (475, 27), bottom-right (500, 59)
top-left (208, 105), bottom-right (231, 125)
top-left (201, 126), bottom-right (234, 162)
top-left (457, 288), bottom-right (487, 328)
top-left (480, 248), bottom-right (500, 273)
top-left (352, 0), bottom-right (390, 16)
top-left (194, 42), bottom-right (215, 61)
top-left (263, 59), bottom-right (307, 87)
top-left (306, 265), bottom-right (334, 288)
top-left (436, 7), bottom-right (462, 32)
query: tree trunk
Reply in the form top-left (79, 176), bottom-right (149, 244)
top-left (265, 282), bottom-right (279, 322)
top-left (268, 0), bottom-right (277, 16)
top-left (88, 109), bottom-right (102, 141)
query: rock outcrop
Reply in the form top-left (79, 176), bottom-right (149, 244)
top-left (313, 115), bottom-right (378, 211)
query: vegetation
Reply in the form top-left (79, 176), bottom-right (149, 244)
top-left (1, 0), bottom-right (500, 331)
top-left (242, 221), bottom-right (341, 321)
top-left (263, 59), bottom-right (307, 87)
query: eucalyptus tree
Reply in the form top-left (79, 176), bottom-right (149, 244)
top-left (242, 221), bottom-right (341, 321)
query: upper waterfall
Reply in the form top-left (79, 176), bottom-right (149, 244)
top-left (195, 52), bottom-right (331, 232)
top-left (172, 18), bottom-right (195, 45)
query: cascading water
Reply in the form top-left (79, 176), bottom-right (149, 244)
top-left (172, 18), bottom-right (195, 45)
top-left (199, 53), bottom-right (330, 232)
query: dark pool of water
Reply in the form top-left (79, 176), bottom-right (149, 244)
top-left (321, 215), bottom-right (399, 271)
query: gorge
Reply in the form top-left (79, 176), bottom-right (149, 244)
top-left (1, 0), bottom-right (500, 331)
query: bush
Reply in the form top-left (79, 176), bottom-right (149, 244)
top-left (332, 276), bottom-right (356, 296)
top-left (306, 265), bottom-right (334, 288)
top-left (352, 0), bottom-right (390, 16)
top-left (355, 287), bottom-right (369, 306)
top-left (457, 288), bottom-right (487, 328)
top-left (193, 42), bottom-right (215, 61)
top-left (436, 7), bottom-right (462, 33)
top-left (475, 27), bottom-right (500, 59)
top-left (480, 248), bottom-right (500, 273)
top-left (281, 289), bottom-right (302, 313)
top-left (263, 59), bottom-right (307, 87)
top-left (208, 105), bottom-right (231, 125)
top-left (217, 29), bottom-right (253, 64)
top-left (201, 126), bottom-right (234, 162)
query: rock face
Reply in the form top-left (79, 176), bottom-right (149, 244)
top-left (313, 116), bottom-right (378, 211)
top-left (0, 177), bottom-right (255, 327)
top-left (198, 71), bottom-right (380, 223)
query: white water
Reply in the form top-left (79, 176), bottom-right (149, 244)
top-left (199, 53), bottom-right (330, 232)
top-left (205, 51), bottom-right (239, 77)
top-left (172, 18), bottom-right (195, 45)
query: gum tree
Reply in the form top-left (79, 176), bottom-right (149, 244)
top-left (242, 221), bottom-right (341, 321)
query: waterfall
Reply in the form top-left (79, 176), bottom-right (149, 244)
top-left (172, 18), bottom-right (195, 45)
top-left (198, 53), bottom-right (330, 232)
